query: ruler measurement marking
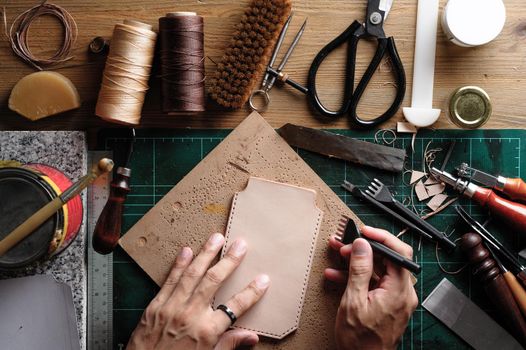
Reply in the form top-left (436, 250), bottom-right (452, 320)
top-left (88, 151), bottom-right (113, 350)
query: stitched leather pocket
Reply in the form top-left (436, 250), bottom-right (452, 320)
top-left (214, 177), bottom-right (323, 339)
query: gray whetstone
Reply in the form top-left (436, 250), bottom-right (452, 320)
top-left (422, 278), bottom-right (522, 350)
top-left (0, 131), bottom-right (87, 349)
top-left (0, 275), bottom-right (80, 350)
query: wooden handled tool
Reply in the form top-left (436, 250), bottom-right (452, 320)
top-left (92, 167), bottom-right (130, 254)
top-left (432, 168), bottom-right (526, 235)
top-left (471, 187), bottom-right (526, 233)
top-left (460, 232), bottom-right (526, 346)
top-left (93, 130), bottom-right (134, 255)
top-left (502, 270), bottom-right (526, 317)
top-left (487, 245), bottom-right (526, 317)
top-left (456, 205), bottom-right (526, 288)
top-left (0, 158), bottom-right (114, 257)
top-left (501, 178), bottom-right (526, 203)
top-left (456, 163), bottom-right (526, 203)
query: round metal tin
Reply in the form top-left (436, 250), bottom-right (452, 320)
top-left (442, 0), bottom-right (506, 47)
top-left (449, 86), bottom-right (492, 129)
top-left (0, 167), bottom-right (63, 269)
top-left (26, 164), bottom-right (83, 255)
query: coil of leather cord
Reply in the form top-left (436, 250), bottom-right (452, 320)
top-left (5, 0), bottom-right (77, 70)
top-left (159, 12), bottom-right (205, 114)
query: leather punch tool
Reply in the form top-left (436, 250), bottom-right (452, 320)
top-left (336, 217), bottom-right (421, 274)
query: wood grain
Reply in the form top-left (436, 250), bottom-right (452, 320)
top-left (0, 0), bottom-right (525, 131)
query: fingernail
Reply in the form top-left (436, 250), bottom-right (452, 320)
top-left (255, 274), bottom-right (270, 289)
top-left (179, 247), bottom-right (192, 260)
top-left (352, 238), bottom-right (369, 256)
top-left (231, 239), bottom-right (247, 256)
top-left (209, 233), bottom-right (224, 246)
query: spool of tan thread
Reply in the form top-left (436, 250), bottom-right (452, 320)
top-left (95, 20), bottom-right (157, 125)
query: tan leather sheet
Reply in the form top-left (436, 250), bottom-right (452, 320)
top-left (214, 177), bottom-right (323, 339)
top-left (119, 111), bottom-right (362, 349)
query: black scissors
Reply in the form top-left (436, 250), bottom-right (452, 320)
top-left (307, 0), bottom-right (405, 127)
top-left (261, 0), bottom-right (405, 128)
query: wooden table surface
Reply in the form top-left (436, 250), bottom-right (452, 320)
top-left (0, 0), bottom-right (525, 132)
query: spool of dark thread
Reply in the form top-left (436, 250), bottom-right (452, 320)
top-left (159, 12), bottom-right (205, 114)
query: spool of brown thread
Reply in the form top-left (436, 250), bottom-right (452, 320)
top-left (95, 20), bottom-right (157, 125)
top-left (159, 12), bottom-right (205, 114)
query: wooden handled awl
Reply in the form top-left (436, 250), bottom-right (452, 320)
top-left (487, 245), bottom-right (526, 317)
top-left (456, 205), bottom-right (526, 289)
top-left (432, 168), bottom-right (526, 235)
top-left (92, 166), bottom-right (130, 254)
top-left (456, 163), bottom-right (526, 203)
top-left (460, 232), bottom-right (526, 346)
top-left (0, 158), bottom-right (114, 257)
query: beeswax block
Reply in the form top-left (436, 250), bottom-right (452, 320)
top-left (9, 72), bottom-right (81, 121)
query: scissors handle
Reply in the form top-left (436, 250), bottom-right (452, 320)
top-left (350, 36), bottom-right (406, 128)
top-left (307, 20), bottom-right (406, 128)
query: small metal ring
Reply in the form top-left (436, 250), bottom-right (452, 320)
top-left (249, 89), bottom-right (270, 112)
top-left (216, 304), bottom-right (237, 325)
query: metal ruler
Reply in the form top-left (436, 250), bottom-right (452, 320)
top-left (87, 151), bottom-right (113, 350)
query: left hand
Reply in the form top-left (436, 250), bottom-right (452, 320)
top-left (126, 233), bottom-right (270, 350)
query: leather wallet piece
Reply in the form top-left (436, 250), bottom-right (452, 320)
top-left (213, 177), bottom-right (323, 339)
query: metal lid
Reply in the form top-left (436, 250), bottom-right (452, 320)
top-left (0, 167), bottom-right (60, 269)
top-left (449, 86), bottom-right (492, 129)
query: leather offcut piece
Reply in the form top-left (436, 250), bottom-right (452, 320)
top-left (214, 177), bottom-right (322, 339)
top-left (119, 111), bottom-right (362, 349)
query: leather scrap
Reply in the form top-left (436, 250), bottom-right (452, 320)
top-left (277, 124), bottom-right (406, 172)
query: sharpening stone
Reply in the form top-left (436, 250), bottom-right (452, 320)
top-left (422, 278), bottom-right (522, 350)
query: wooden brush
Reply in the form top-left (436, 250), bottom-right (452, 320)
top-left (0, 158), bottom-right (114, 257)
top-left (208, 0), bottom-right (292, 109)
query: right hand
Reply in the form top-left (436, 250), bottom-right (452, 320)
top-left (325, 226), bottom-right (418, 350)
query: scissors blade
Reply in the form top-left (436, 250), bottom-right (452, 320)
top-left (379, 0), bottom-right (394, 20)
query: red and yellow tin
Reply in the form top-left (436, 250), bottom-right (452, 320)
top-left (0, 164), bottom-right (83, 268)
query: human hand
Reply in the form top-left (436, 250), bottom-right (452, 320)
top-left (325, 226), bottom-right (418, 350)
top-left (127, 233), bottom-right (270, 350)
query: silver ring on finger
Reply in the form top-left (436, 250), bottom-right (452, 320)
top-left (216, 304), bottom-right (237, 325)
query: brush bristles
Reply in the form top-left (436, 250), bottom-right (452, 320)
top-left (209, 0), bottom-right (292, 109)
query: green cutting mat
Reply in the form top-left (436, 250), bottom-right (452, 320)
top-left (100, 128), bottom-right (526, 349)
